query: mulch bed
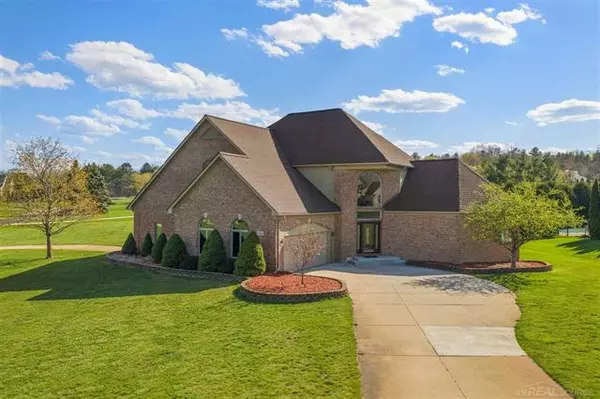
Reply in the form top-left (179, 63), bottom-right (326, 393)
top-left (408, 260), bottom-right (552, 274)
top-left (245, 273), bottom-right (342, 294)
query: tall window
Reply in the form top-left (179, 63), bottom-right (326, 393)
top-left (231, 219), bottom-right (249, 258)
top-left (155, 223), bottom-right (163, 239)
top-left (198, 217), bottom-right (215, 254)
top-left (357, 172), bottom-right (382, 207)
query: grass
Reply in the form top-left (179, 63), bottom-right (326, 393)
top-left (0, 201), bottom-right (21, 219)
top-left (102, 197), bottom-right (133, 218)
top-left (482, 238), bottom-right (599, 398)
top-left (0, 250), bottom-right (360, 398)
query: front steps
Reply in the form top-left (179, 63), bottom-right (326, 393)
top-left (345, 255), bottom-right (406, 267)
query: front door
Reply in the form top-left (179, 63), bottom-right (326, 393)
top-left (358, 222), bottom-right (380, 254)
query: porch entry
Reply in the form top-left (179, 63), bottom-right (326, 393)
top-left (357, 221), bottom-right (380, 254)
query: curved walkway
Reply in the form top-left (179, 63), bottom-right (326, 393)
top-left (0, 245), bottom-right (120, 252)
top-left (309, 260), bottom-right (569, 399)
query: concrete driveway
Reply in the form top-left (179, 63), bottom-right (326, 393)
top-left (309, 259), bottom-right (569, 399)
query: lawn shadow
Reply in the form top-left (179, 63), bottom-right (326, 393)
top-left (0, 255), bottom-right (237, 300)
top-left (558, 238), bottom-right (600, 257)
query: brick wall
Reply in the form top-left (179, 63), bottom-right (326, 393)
top-left (277, 214), bottom-right (339, 266)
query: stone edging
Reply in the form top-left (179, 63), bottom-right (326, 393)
top-left (407, 260), bottom-right (552, 274)
top-left (237, 276), bottom-right (348, 303)
top-left (105, 252), bottom-right (246, 282)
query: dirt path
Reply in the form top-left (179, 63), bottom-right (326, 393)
top-left (0, 245), bottom-right (120, 252)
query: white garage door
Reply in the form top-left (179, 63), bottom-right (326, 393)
top-left (283, 231), bottom-right (330, 272)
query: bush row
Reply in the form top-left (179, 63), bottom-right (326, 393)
top-left (121, 229), bottom-right (266, 277)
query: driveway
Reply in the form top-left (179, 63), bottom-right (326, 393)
top-left (309, 259), bottom-right (569, 399)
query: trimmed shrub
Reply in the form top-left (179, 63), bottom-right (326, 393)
top-left (198, 230), bottom-right (228, 272)
top-left (151, 233), bottom-right (167, 263)
top-left (181, 255), bottom-right (199, 270)
top-left (121, 233), bottom-right (137, 255)
top-left (590, 179), bottom-right (600, 239)
top-left (162, 234), bottom-right (188, 268)
top-left (234, 231), bottom-right (266, 277)
top-left (140, 233), bottom-right (153, 256)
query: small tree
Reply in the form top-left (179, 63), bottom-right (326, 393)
top-left (466, 183), bottom-right (582, 268)
top-left (151, 233), bottom-right (167, 263)
top-left (198, 230), bottom-right (229, 273)
top-left (141, 233), bottom-right (153, 256)
top-left (122, 233), bottom-right (137, 255)
top-left (589, 179), bottom-right (600, 239)
top-left (85, 164), bottom-right (110, 213)
top-left (9, 138), bottom-right (99, 258)
top-left (161, 234), bottom-right (188, 268)
top-left (286, 228), bottom-right (326, 285)
top-left (234, 232), bottom-right (266, 277)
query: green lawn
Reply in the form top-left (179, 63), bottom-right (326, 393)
top-left (0, 217), bottom-right (132, 246)
top-left (102, 197), bottom-right (134, 218)
top-left (0, 250), bottom-right (360, 398)
top-left (483, 238), bottom-right (599, 398)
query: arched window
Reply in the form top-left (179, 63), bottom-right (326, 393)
top-left (231, 219), bottom-right (249, 258)
top-left (357, 171), bottom-right (382, 207)
top-left (198, 217), bottom-right (215, 254)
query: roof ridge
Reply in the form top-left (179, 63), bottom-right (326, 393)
top-left (207, 114), bottom-right (269, 130)
top-left (411, 158), bottom-right (459, 162)
top-left (343, 111), bottom-right (389, 163)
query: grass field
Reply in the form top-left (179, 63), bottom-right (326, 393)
top-left (102, 197), bottom-right (133, 218)
top-left (0, 250), bottom-right (360, 398)
top-left (483, 238), bottom-right (600, 398)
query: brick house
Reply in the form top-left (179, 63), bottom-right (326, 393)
top-left (128, 108), bottom-right (509, 270)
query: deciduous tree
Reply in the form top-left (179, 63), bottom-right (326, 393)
top-left (286, 225), bottom-right (326, 285)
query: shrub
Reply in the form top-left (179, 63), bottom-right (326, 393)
top-left (121, 233), bottom-right (137, 255)
top-left (140, 233), bottom-right (153, 256)
top-left (161, 234), bottom-right (188, 268)
top-left (181, 255), bottom-right (198, 270)
top-left (234, 231), bottom-right (266, 277)
top-left (198, 230), bottom-right (228, 272)
top-left (151, 233), bottom-right (167, 263)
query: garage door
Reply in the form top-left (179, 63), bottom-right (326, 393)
top-left (283, 230), bottom-right (330, 272)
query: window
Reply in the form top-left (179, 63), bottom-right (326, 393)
top-left (155, 223), bottom-right (162, 239)
top-left (231, 219), bottom-right (249, 258)
top-left (357, 171), bottom-right (382, 207)
top-left (198, 217), bottom-right (215, 254)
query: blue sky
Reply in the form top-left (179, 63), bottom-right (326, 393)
top-left (1, 0), bottom-right (599, 169)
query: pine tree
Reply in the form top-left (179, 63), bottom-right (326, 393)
top-left (589, 179), bottom-right (600, 239)
top-left (86, 165), bottom-right (110, 213)
top-left (141, 233), bottom-right (153, 256)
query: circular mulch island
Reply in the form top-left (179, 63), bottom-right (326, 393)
top-left (239, 273), bottom-right (347, 303)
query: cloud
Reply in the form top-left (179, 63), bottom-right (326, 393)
top-left (435, 64), bottom-right (465, 76)
top-left (254, 0), bottom-right (441, 55)
top-left (221, 28), bottom-right (249, 40)
top-left (66, 41), bottom-right (244, 99)
top-left (39, 51), bottom-right (62, 61)
top-left (450, 40), bottom-right (469, 53)
top-left (484, 7), bottom-right (495, 14)
top-left (394, 139), bottom-right (439, 150)
top-left (106, 99), bottom-right (163, 120)
top-left (133, 136), bottom-right (173, 152)
top-left (254, 38), bottom-right (290, 57)
top-left (36, 114), bottom-right (61, 125)
top-left (342, 88), bottom-right (465, 114)
top-left (447, 141), bottom-right (511, 154)
top-left (257, 0), bottom-right (300, 11)
top-left (361, 120), bottom-right (386, 135)
top-left (505, 120), bottom-right (520, 126)
top-left (94, 150), bottom-right (168, 166)
top-left (527, 99), bottom-right (600, 126)
top-left (164, 128), bottom-right (189, 141)
top-left (541, 147), bottom-right (567, 154)
top-left (90, 109), bottom-right (150, 130)
top-left (170, 101), bottom-right (281, 126)
top-left (1, 54), bottom-right (73, 89)
top-left (81, 136), bottom-right (97, 144)
top-left (433, 4), bottom-right (544, 46)
top-left (63, 144), bottom-right (87, 153)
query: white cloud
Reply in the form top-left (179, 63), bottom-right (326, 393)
top-left (394, 139), bottom-right (439, 150)
top-left (133, 136), bottom-right (173, 152)
top-left (450, 40), bottom-right (469, 53)
top-left (39, 51), bottom-right (62, 61)
top-left (496, 4), bottom-right (545, 25)
top-left (81, 136), bottom-right (97, 144)
top-left (170, 101), bottom-right (280, 126)
top-left (63, 144), bottom-right (87, 153)
top-left (435, 64), bottom-right (465, 76)
top-left (1, 54), bottom-right (73, 89)
top-left (447, 141), bottom-right (511, 154)
top-left (90, 109), bottom-right (150, 130)
top-left (505, 120), bottom-right (520, 126)
top-left (361, 120), bottom-right (386, 135)
top-left (527, 99), bottom-right (600, 126)
top-left (66, 41), bottom-right (244, 99)
top-left (254, 0), bottom-right (441, 55)
top-left (342, 88), bottom-right (465, 114)
top-left (36, 114), bottom-right (61, 125)
top-left (258, 0), bottom-right (300, 11)
top-left (484, 7), bottom-right (495, 14)
top-left (254, 38), bottom-right (290, 57)
top-left (106, 99), bottom-right (163, 120)
top-left (433, 4), bottom-right (544, 47)
top-left (94, 150), bottom-right (167, 165)
top-left (164, 128), bottom-right (189, 141)
top-left (221, 27), bottom-right (249, 40)
top-left (541, 147), bottom-right (567, 154)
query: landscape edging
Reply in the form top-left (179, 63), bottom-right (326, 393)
top-left (106, 252), bottom-right (246, 282)
top-left (407, 259), bottom-right (552, 274)
top-left (238, 276), bottom-right (348, 303)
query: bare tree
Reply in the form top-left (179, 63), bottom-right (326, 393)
top-left (9, 138), bottom-right (99, 258)
top-left (287, 226), bottom-right (326, 285)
